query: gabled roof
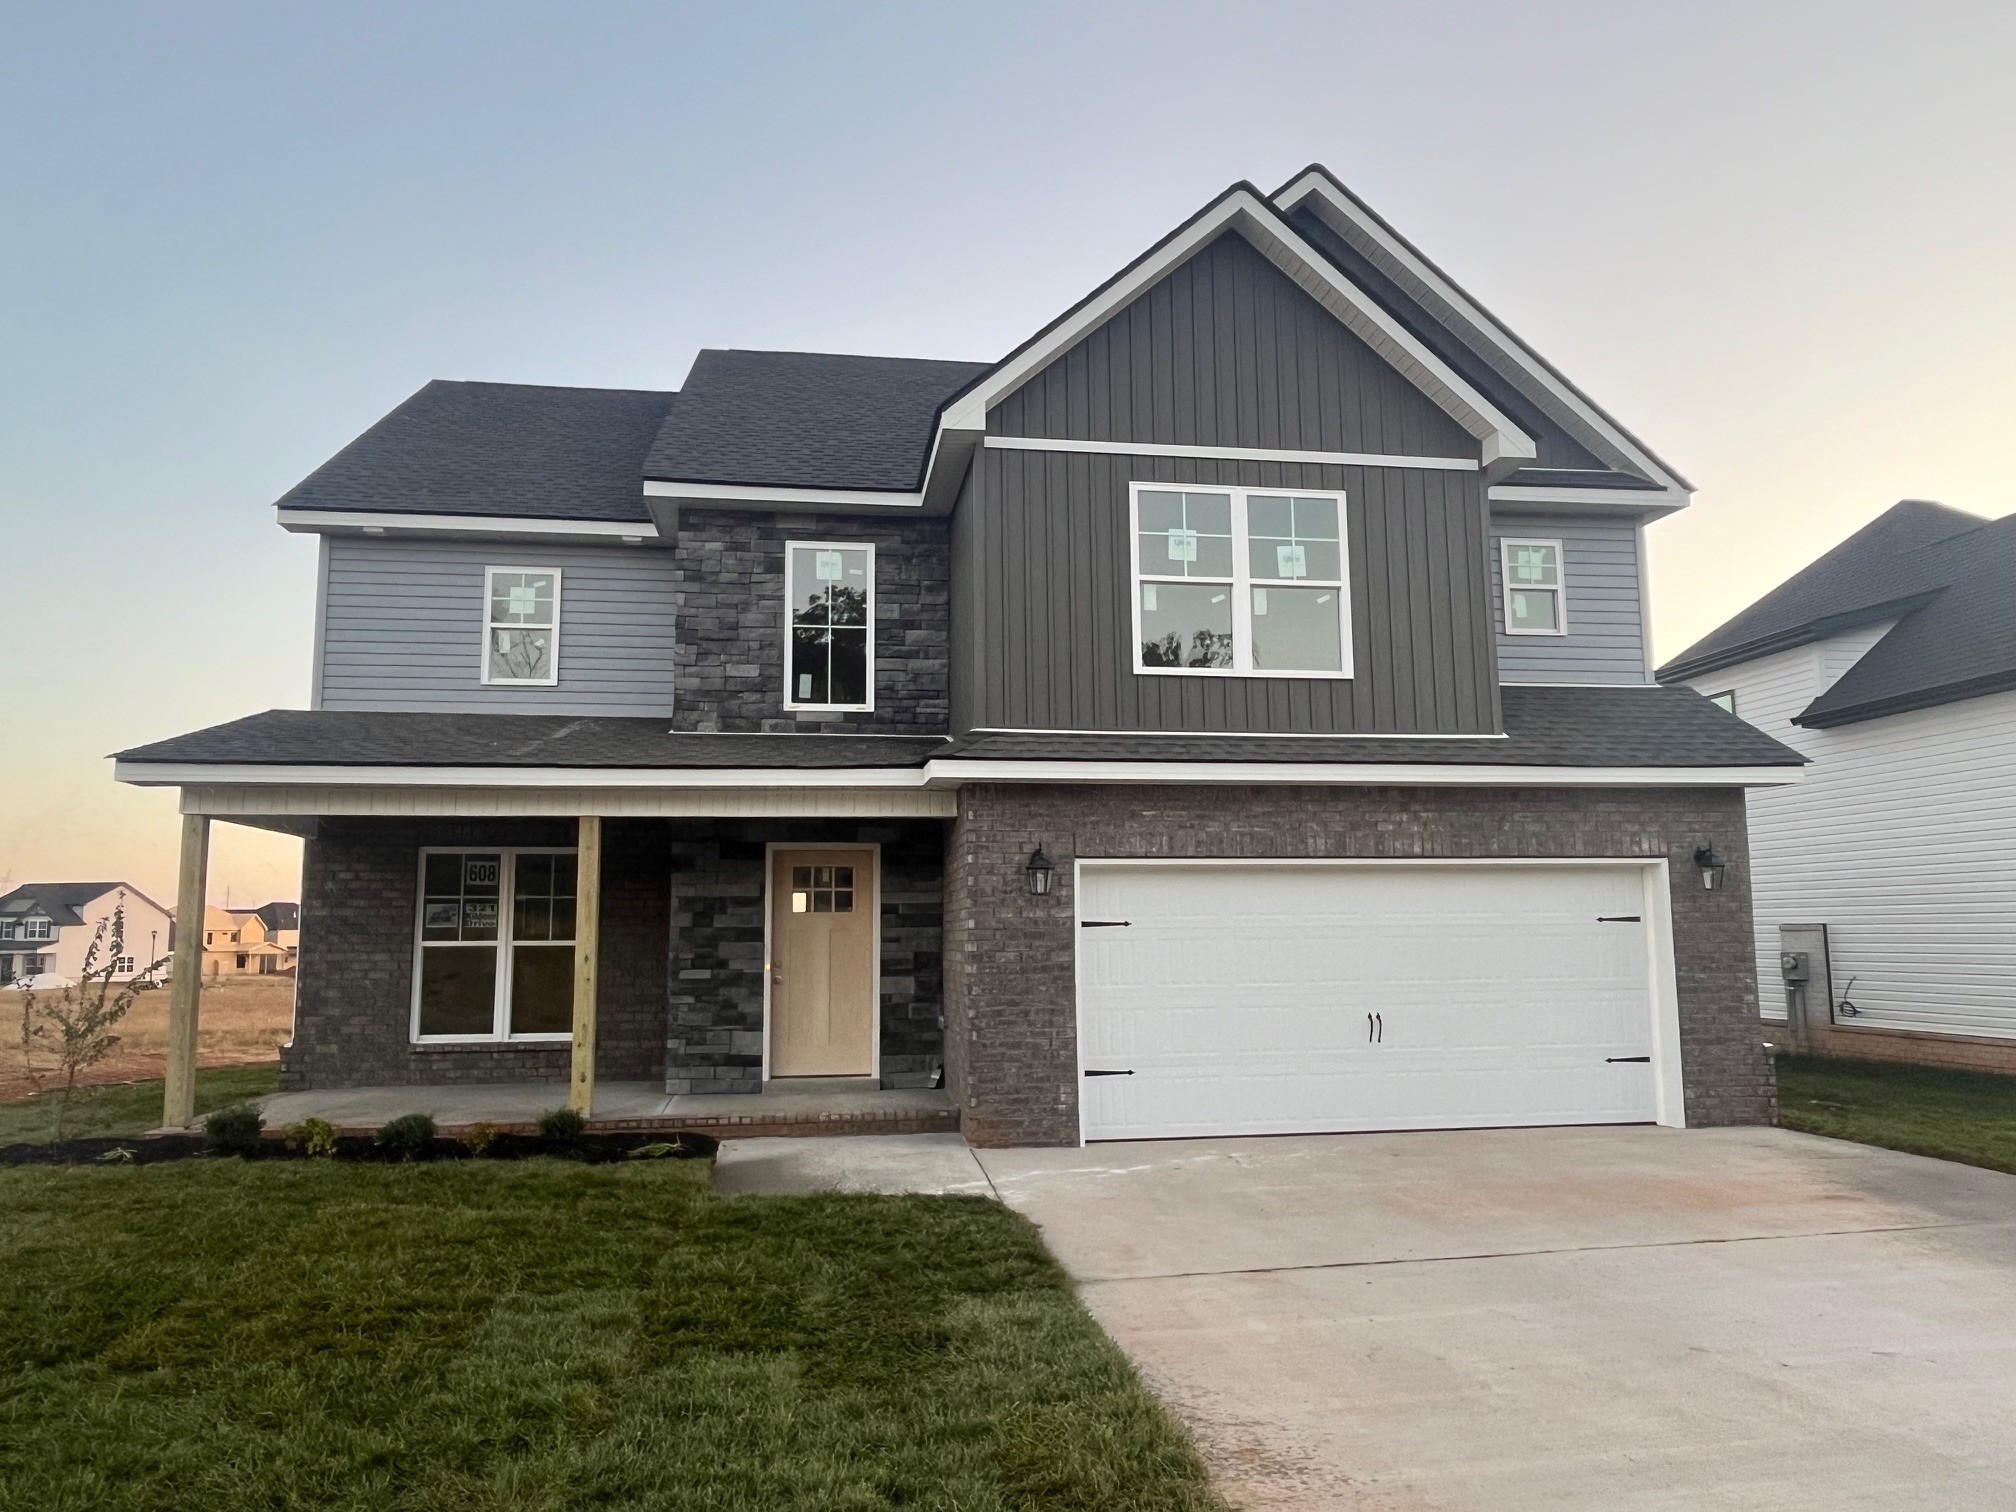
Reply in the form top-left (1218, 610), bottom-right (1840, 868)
top-left (0, 882), bottom-right (154, 928)
top-left (251, 902), bottom-right (301, 932)
top-left (1656, 501), bottom-right (2016, 728)
top-left (277, 380), bottom-right (674, 523)
top-left (642, 351), bottom-right (990, 492)
top-left (1271, 166), bottom-right (1689, 497)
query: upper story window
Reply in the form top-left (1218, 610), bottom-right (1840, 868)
top-left (482, 567), bottom-right (562, 685)
top-left (786, 543), bottom-right (874, 710)
top-left (1500, 539), bottom-right (1566, 636)
top-left (1131, 485), bottom-right (1351, 678)
top-left (5, 917), bottom-right (53, 941)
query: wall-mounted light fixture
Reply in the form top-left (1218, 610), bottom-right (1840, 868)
top-left (1025, 845), bottom-right (1055, 896)
top-left (1693, 846), bottom-right (1728, 892)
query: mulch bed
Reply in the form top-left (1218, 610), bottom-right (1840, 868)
top-left (0, 1130), bottom-right (719, 1167)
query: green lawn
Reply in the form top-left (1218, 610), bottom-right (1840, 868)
top-left (0, 1065), bottom-right (279, 1147)
top-left (1777, 1053), bottom-right (2016, 1175)
top-left (0, 1157), bottom-right (1220, 1511)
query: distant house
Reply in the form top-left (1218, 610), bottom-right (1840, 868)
top-left (1659, 500), bottom-right (2016, 1073)
top-left (0, 883), bottom-right (175, 987)
top-left (203, 903), bottom-right (300, 977)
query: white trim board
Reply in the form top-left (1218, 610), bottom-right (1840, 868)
top-left (938, 187), bottom-right (1535, 470)
top-left (119, 758), bottom-right (1804, 791)
top-left (642, 479), bottom-right (924, 509)
top-left (967, 725), bottom-right (1509, 740)
top-left (279, 508), bottom-right (658, 541)
top-left (984, 435), bottom-right (1477, 472)
top-left (1488, 485), bottom-right (1689, 518)
top-left (176, 783), bottom-right (959, 820)
top-left (1273, 169), bottom-right (1689, 497)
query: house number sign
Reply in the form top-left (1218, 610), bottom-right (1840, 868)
top-left (465, 860), bottom-right (500, 886)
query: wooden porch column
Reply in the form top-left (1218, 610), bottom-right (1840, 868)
top-left (162, 812), bottom-right (211, 1128)
top-left (569, 815), bottom-right (603, 1115)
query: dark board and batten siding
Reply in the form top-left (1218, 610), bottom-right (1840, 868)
top-left (956, 448), bottom-right (1497, 735)
top-left (987, 230), bottom-right (1478, 462)
top-left (319, 536), bottom-right (679, 716)
top-left (1490, 516), bottom-right (1650, 685)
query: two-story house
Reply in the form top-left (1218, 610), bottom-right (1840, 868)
top-left (0, 882), bottom-right (174, 987)
top-left (116, 167), bottom-right (1802, 1145)
top-left (202, 903), bottom-right (300, 976)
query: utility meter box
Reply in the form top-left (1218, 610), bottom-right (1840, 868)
top-left (1780, 951), bottom-right (1810, 983)
top-left (1778, 923), bottom-right (1834, 1038)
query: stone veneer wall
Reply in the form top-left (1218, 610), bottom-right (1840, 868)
top-left (944, 783), bottom-right (1774, 1147)
top-left (670, 509), bottom-right (949, 734)
top-left (281, 818), bottom-right (671, 1091)
top-left (664, 819), bottom-right (945, 1094)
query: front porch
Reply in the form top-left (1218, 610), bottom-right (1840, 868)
top-left (250, 1076), bottom-right (959, 1140)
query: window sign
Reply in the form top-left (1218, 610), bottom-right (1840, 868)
top-left (1276, 544), bottom-right (1307, 579)
top-left (466, 859), bottom-right (499, 887)
top-left (814, 550), bottom-right (845, 581)
top-left (1166, 528), bottom-right (1198, 564)
top-left (425, 902), bottom-right (460, 931)
top-left (462, 899), bottom-right (498, 934)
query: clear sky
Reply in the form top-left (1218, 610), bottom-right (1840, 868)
top-left (4, 0), bottom-right (2012, 906)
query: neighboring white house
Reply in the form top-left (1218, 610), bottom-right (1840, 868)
top-left (0, 882), bottom-right (176, 987)
top-left (1660, 499), bottom-right (2016, 1072)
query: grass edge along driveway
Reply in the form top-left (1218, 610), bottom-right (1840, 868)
top-left (1776, 1052), bottom-right (2016, 1176)
top-left (0, 1156), bottom-right (1222, 1512)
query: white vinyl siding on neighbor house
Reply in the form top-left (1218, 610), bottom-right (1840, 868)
top-left (1490, 516), bottom-right (1649, 684)
top-left (1686, 622), bottom-right (2016, 1041)
top-left (318, 537), bottom-right (679, 716)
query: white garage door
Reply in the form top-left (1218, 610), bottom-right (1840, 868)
top-left (1077, 863), bottom-right (1665, 1141)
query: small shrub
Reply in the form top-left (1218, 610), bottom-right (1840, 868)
top-left (283, 1117), bottom-right (340, 1158)
top-left (458, 1121), bottom-right (499, 1156)
top-left (375, 1113), bottom-right (438, 1159)
top-left (204, 1105), bottom-right (265, 1157)
top-left (537, 1106), bottom-right (586, 1141)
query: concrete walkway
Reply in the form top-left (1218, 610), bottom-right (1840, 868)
top-left (975, 1126), bottom-right (2016, 1511)
top-left (713, 1133), bottom-right (996, 1196)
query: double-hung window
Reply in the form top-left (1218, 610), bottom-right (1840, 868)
top-left (18, 918), bottom-right (50, 941)
top-left (1132, 485), bottom-right (1351, 676)
top-left (785, 542), bottom-right (873, 710)
top-left (412, 848), bottom-right (576, 1042)
top-left (1500, 539), bottom-right (1567, 636)
top-left (482, 567), bottom-right (562, 684)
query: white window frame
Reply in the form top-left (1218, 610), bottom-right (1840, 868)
top-left (18, 917), bottom-right (51, 941)
top-left (112, 955), bottom-right (136, 975)
top-left (782, 540), bottom-right (876, 712)
top-left (409, 846), bottom-right (577, 1044)
top-left (479, 566), bottom-right (563, 687)
top-left (1500, 537), bottom-right (1568, 637)
top-left (1128, 483), bottom-right (1353, 680)
top-left (1708, 690), bottom-right (1737, 714)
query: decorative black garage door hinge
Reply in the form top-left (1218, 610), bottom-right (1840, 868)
top-left (1596, 915), bottom-right (1642, 923)
top-left (1605, 1056), bottom-right (1651, 1063)
top-left (1083, 1069), bottom-right (1135, 1077)
top-left (1080, 920), bottom-right (1132, 928)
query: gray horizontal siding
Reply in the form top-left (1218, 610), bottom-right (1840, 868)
top-left (319, 537), bottom-right (679, 715)
top-left (956, 447), bottom-right (1496, 734)
top-left (1490, 515), bottom-right (1648, 685)
top-left (988, 230), bottom-right (1477, 462)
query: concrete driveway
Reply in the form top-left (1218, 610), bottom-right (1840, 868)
top-left (975, 1127), bottom-right (2016, 1511)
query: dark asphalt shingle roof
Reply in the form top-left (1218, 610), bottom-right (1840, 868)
top-left (0, 882), bottom-right (126, 927)
top-left (276, 380), bottom-right (675, 523)
top-left (115, 687), bottom-right (1799, 772)
top-left (1657, 501), bottom-right (2016, 728)
top-left (946, 685), bottom-right (1802, 768)
top-left (114, 712), bottom-right (948, 769)
top-left (641, 350), bottom-right (992, 492)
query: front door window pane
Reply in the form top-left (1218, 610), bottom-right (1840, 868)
top-left (418, 948), bottom-right (497, 1036)
top-left (1251, 586), bottom-right (1345, 671)
top-left (1140, 582), bottom-right (1235, 668)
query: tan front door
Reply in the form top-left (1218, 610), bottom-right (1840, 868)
top-left (768, 849), bottom-right (876, 1077)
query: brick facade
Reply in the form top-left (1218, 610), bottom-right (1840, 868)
top-left (670, 509), bottom-right (949, 734)
top-left (944, 783), bottom-right (1775, 1146)
top-left (280, 816), bottom-right (946, 1097)
top-left (282, 817), bottom-right (670, 1091)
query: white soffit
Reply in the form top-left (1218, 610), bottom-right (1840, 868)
top-left (1273, 170), bottom-right (1691, 496)
top-left (937, 187), bottom-right (1536, 470)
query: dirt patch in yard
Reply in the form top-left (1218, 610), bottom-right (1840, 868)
top-left (0, 976), bottom-right (293, 1101)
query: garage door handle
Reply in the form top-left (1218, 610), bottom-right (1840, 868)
top-left (1606, 1055), bottom-right (1651, 1063)
top-left (1083, 1068), bottom-right (1134, 1077)
top-left (1597, 915), bottom-right (1642, 923)
top-left (1080, 920), bottom-right (1131, 928)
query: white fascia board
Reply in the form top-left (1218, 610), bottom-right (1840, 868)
top-left (114, 761), bottom-right (935, 789)
top-left (982, 435), bottom-right (1478, 472)
top-left (277, 508), bottom-right (657, 540)
top-left (1488, 484), bottom-right (1690, 518)
top-left (922, 759), bottom-right (1802, 787)
top-left (937, 189), bottom-right (1534, 467)
top-left (1274, 170), bottom-right (1689, 493)
top-left (641, 480), bottom-right (924, 509)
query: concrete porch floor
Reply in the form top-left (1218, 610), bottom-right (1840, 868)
top-left (245, 1079), bottom-right (958, 1139)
